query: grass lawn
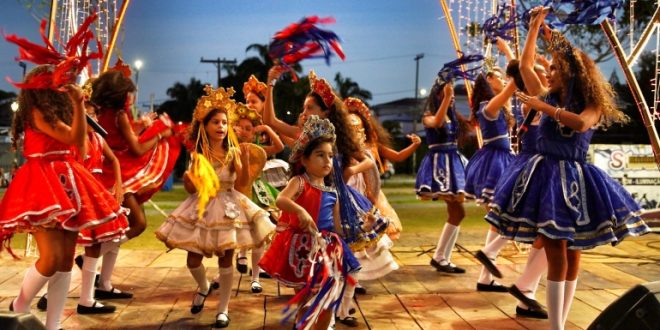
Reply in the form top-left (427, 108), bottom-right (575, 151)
top-left (4, 175), bottom-right (492, 251)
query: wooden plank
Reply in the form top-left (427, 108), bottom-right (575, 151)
top-left (398, 293), bottom-right (473, 329)
top-left (355, 294), bottom-right (420, 329)
top-left (108, 267), bottom-right (171, 328)
top-left (476, 289), bottom-right (550, 330)
top-left (442, 291), bottom-right (526, 329)
top-left (264, 294), bottom-right (295, 330)
top-left (564, 290), bottom-right (603, 330)
top-left (606, 263), bottom-right (660, 283)
top-left (574, 289), bottom-right (620, 311)
top-left (580, 263), bottom-right (648, 289)
top-left (115, 249), bottom-right (163, 268)
top-left (379, 266), bottom-right (430, 295)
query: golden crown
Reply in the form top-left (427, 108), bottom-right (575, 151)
top-left (228, 102), bottom-right (262, 125)
top-left (289, 115), bottom-right (336, 163)
top-left (344, 97), bottom-right (371, 119)
top-left (242, 75), bottom-right (268, 99)
top-left (193, 85), bottom-right (237, 122)
top-left (548, 30), bottom-right (573, 54)
top-left (309, 70), bottom-right (336, 108)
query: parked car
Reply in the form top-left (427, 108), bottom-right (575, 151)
top-left (380, 160), bottom-right (395, 180)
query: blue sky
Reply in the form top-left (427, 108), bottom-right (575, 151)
top-left (0, 0), bottom-right (631, 108)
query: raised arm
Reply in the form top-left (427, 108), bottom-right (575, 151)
top-left (517, 92), bottom-right (601, 133)
top-left (262, 66), bottom-right (302, 139)
top-left (495, 37), bottom-right (515, 62)
top-left (378, 134), bottom-right (422, 162)
top-left (520, 6), bottom-right (550, 96)
top-left (422, 83), bottom-right (454, 128)
top-left (33, 84), bottom-right (87, 151)
top-left (256, 125), bottom-right (285, 156)
top-left (484, 81), bottom-right (517, 118)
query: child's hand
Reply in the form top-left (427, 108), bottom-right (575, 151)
top-left (297, 209), bottom-right (318, 233)
top-left (113, 185), bottom-right (124, 204)
top-left (407, 134), bottom-right (421, 145)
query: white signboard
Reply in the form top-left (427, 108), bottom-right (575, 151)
top-left (589, 144), bottom-right (660, 210)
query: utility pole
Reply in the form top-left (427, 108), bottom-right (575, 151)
top-left (412, 53), bottom-right (424, 174)
top-left (200, 57), bottom-right (237, 87)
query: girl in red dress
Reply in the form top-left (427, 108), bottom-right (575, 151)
top-left (91, 70), bottom-right (178, 298)
top-left (0, 65), bottom-right (125, 330)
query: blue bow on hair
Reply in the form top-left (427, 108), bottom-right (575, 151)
top-left (521, 0), bottom-right (623, 29)
top-left (436, 54), bottom-right (484, 85)
top-left (482, 1), bottom-right (517, 43)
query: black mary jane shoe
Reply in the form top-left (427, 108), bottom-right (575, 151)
top-left (474, 250), bottom-right (502, 278)
top-left (335, 316), bottom-right (359, 327)
top-left (190, 286), bottom-right (214, 314)
top-left (95, 287), bottom-right (133, 299)
top-left (37, 295), bottom-right (47, 311)
top-left (430, 259), bottom-right (466, 274)
top-left (508, 284), bottom-right (544, 311)
top-left (77, 301), bottom-right (116, 314)
top-left (236, 256), bottom-right (248, 274)
top-left (516, 305), bottom-right (548, 319)
top-left (214, 312), bottom-right (230, 328)
top-left (354, 286), bottom-right (367, 295)
top-left (476, 280), bottom-right (509, 292)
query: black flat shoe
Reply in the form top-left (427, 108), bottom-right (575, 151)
top-left (430, 259), bottom-right (466, 273)
top-left (190, 285), bottom-right (214, 314)
top-left (37, 295), bottom-right (47, 311)
top-left (354, 286), bottom-right (367, 295)
top-left (210, 279), bottom-right (220, 290)
top-left (77, 301), bottom-right (116, 314)
top-left (508, 285), bottom-right (544, 311)
top-left (476, 280), bottom-right (509, 292)
top-left (474, 250), bottom-right (502, 278)
top-left (258, 271), bottom-right (271, 279)
top-left (95, 287), bottom-right (133, 299)
top-left (214, 312), bottom-right (230, 328)
top-left (74, 255), bottom-right (84, 270)
top-left (236, 256), bottom-right (248, 274)
top-left (516, 305), bottom-right (548, 319)
top-left (335, 316), bottom-right (359, 327)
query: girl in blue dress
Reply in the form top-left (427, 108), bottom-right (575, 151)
top-left (416, 82), bottom-right (469, 274)
top-left (486, 7), bottom-right (650, 329)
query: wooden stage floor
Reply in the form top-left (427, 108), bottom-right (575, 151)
top-left (0, 235), bottom-right (657, 329)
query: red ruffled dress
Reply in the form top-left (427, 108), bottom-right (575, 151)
top-left (0, 128), bottom-right (124, 234)
top-left (76, 131), bottom-right (129, 246)
top-left (96, 109), bottom-right (179, 203)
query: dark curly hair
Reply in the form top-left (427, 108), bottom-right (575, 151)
top-left (307, 92), bottom-right (360, 168)
top-left (12, 65), bottom-right (73, 150)
top-left (91, 70), bottom-right (136, 110)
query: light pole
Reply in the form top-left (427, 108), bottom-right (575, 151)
top-left (133, 59), bottom-right (143, 117)
top-left (412, 53), bottom-right (424, 174)
top-left (18, 61), bottom-right (27, 79)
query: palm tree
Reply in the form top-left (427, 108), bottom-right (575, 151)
top-left (158, 78), bottom-right (206, 122)
top-left (334, 72), bottom-right (372, 102)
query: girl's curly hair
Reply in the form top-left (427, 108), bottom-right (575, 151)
top-left (12, 65), bottom-right (73, 150)
top-left (91, 70), bottom-right (136, 111)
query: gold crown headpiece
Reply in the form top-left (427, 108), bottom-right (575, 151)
top-left (228, 102), bottom-right (262, 126)
top-left (193, 85), bottom-right (237, 123)
top-left (547, 30), bottom-right (573, 55)
top-left (309, 70), bottom-right (336, 108)
top-left (344, 97), bottom-right (371, 119)
top-left (242, 75), bottom-right (268, 99)
top-left (483, 56), bottom-right (497, 75)
top-left (82, 77), bottom-right (95, 101)
top-left (289, 115), bottom-right (336, 163)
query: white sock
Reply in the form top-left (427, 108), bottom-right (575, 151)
top-left (547, 280), bottom-right (565, 330)
top-left (337, 282), bottom-right (356, 319)
top-left (46, 271), bottom-right (71, 330)
top-left (433, 223), bottom-right (459, 263)
top-left (99, 240), bottom-right (120, 256)
top-left (563, 278), bottom-right (578, 326)
top-left (13, 265), bottom-right (51, 313)
top-left (79, 256), bottom-right (100, 307)
top-left (217, 266), bottom-right (233, 314)
top-left (251, 247), bottom-right (264, 282)
top-left (99, 245), bottom-right (119, 291)
top-left (515, 247), bottom-right (547, 308)
top-left (188, 264), bottom-right (209, 293)
top-left (443, 225), bottom-right (460, 262)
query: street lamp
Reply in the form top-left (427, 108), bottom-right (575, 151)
top-left (11, 101), bottom-right (19, 112)
top-left (133, 60), bottom-right (143, 117)
top-left (419, 88), bottom-right (428, 97)
top-left (18, 61), bottom-right (27, 78)
top-left (412, 53), bottom-right (424, 174)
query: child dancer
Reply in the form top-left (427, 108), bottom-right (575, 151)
top-left (38, 98), bottom-right (130, 314)
top-left (91, 67), bottom-right (178, 299)
top-left (259, 116), bottom-right (360, 330)
top-left (1, 66), bottom-right (124, 330)
top-left (156, 86), bottom-right (275, 328)
top-left (234, 75), bottom-right (285, 287)
top-left (464, 70), bottom-right (516, 292)
top-left (486, 7), bottom-right (650, 330)
top-left (417, 82), bottom-right (468, 274)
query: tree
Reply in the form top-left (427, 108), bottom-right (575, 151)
top-left (334, 72), bottom-right (372, 102)
top-left (157, 78), bottom-right (206, 122)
